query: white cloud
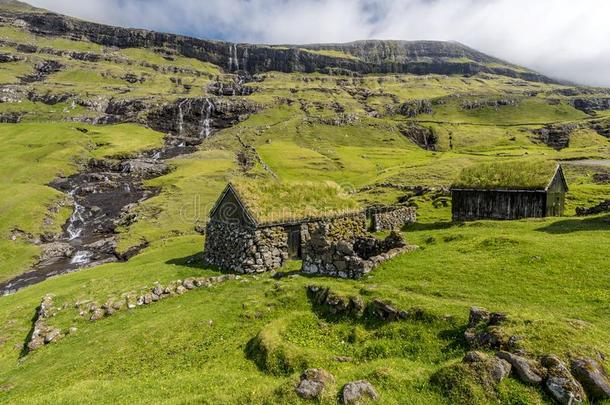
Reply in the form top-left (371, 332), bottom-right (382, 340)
top-left (26, 0), bottom-right (610, 86)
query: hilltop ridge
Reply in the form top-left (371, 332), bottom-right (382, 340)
top-left (0, 0), bottom-right (556, 82)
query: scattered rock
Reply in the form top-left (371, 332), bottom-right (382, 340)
top-left (570, 357), bottom-right (610, 401)
top-left (342, 380), bottom-right (379, 404)
top-left (496, 351), bottom-right (544, 386)
top-left (469, 306), bottom-right (490, 327)
top-left (541, 355), bottom-right (586, 405)
top-left (368, 299), bottom-right (407, 322)
top-left (295, 368), bottom-right (335, 399)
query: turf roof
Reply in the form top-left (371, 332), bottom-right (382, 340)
top-left (452, 160), bottom-right (562, 191)
top-left (229, 179), bottom-right (362, 225)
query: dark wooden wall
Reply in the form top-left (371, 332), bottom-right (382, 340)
top-left (452, 190), bottom-right (549, 221)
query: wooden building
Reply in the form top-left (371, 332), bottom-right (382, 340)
top-left (451, 161), bottom-right (568, 221)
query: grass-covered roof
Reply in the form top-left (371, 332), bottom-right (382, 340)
top-left (452, 160), bottom-right (561, 190)
top-left (230, 179), bottom-right (362, 225)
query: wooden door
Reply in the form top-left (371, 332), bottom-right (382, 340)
top-left (287, 226), bottom-right (302, 259)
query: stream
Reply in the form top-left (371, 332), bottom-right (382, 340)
top-left (0, 95), bottom-right (225, 296)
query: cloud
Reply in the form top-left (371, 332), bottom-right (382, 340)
top-left (27, 0), bottom-right (610, 86)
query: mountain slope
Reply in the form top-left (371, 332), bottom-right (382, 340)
top-left (0, 3), bottom-right (556, 82)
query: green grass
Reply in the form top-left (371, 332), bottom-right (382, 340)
top-left (231, 179), bottom-right (362, 224)
top-left (453, 159), bottom-right (560, 190)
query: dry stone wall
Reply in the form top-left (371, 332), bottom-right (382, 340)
top-left (203, 220), bottom-right (289, 274)
top-left (302, 228), bottom-right (415, 279)
top-left (369, 206), bottom-right (417, 232)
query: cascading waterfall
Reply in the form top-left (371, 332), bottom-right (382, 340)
top-left (177, 99), bottom-right (189, 135)
top-left (199, 98), bottom-right (214, 138)
top-left (66, 190), bottom-right (86, 240)
top-left (229, 44), bottom-right (239, 71)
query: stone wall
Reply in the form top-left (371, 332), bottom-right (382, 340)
top-left (369, 206), bottom-right (417, 232)
top-left (302, 228), bottom-right (415, 279)
top-left (203, 220), bottom-right (289, 274)
top-left (301, 213), bottom-right (368, 247)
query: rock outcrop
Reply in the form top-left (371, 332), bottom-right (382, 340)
top-left (0, 9), bottom-right (558, 82)
top-left (399, 123), bottom-right (438, 150)
top-left (531, 123), bottom-right (577, 150)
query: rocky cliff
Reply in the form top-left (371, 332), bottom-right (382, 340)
top-left (0, 4), bottom-right (556, 83)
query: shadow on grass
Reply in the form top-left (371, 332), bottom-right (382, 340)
top-left (405, 221), bottom-right (456, 232)
top-left (165, 253), bottom-right (235, 275)
top-left (536, 214), bottom-right (610, 234)
top-left (20, 305), bottom-right (40, 358)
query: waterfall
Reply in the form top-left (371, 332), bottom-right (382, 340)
top-left (152, 151), bottom-right (161, 160)
top-left (229, 44), bottom-right (239, 71)
top-left (199, 98), bottom-right (214, 138)
top-left (67, 190), bottom-right (86, 241)
top-left (70, 250), bottom-right (93, 265)
top-left (177, 99), bottom-right (189, 135)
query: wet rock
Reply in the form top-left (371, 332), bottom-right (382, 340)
top-left (541, 355), bottom-right (586, 405)
top-left (295, 368), bottom-right (335, 399)
top-left (38, 242), bottom-right (75, 262)
top-left (570, 357), bottom-right (610, 401)
top-left (342, 380), bottom-right (379, 404)
top-left (496, 351), bottom-right (544, 386)
top-left (120, 158), bottom-right (170, 179)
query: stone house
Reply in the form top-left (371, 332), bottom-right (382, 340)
top-left (451, 161), bottom-right (568, 221)
top-left (203, 181), bottom-right (367, 273)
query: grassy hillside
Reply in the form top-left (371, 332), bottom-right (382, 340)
top-left (0, 3), bottom-right (609, 403)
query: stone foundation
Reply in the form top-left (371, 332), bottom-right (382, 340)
top-left (302, 228), bottom-right (415, 279)
top-left (369, 206), bottom-right (417, 232)
top-left (203, 220), bottom-right (289, 273)
top-left (203, 212), bottom-right (368, 274)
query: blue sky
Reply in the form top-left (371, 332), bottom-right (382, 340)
top-left (27, 0), bottom-right (610, 86)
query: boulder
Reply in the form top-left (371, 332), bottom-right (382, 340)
top-left (469, 306), bottom-right (490, 327)
top-left (463, 351), bottom-right (512, 384)
top-left (342, 380), bottom-right (379, 404)
top-left (571, 358), bottom-right (610, 401)
top-left (540, 355), bottom-right (586, 405)
top-left (496, 351), bottom-right (544, 385)
top-left (368, 299), bottom-right (406, 322)
top-left (294, 368), bottom-right (335, 400)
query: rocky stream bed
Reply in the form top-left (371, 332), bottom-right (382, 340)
top-left (0, 88), bottom-right (258, 296)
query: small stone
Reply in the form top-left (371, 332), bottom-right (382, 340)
top-left (27, 337), bottom-right (44, 351)
top-left (90, 308), bottom-right (105, 322)
top-left (143, 293), bottom-right (153, 305)
top-left (68, 327), bottom-right (78, 335)
top-left (342, 380), bottom-right (378, 404)
top-left (44, 328), bottom-right (62, 344)
top-left (295, 369), bottom-right (335, 399)
top-left (175, 286), bottom-right (187, 295)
